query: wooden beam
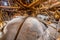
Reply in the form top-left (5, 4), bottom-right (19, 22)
top-left (0, 6), bottom-right (20, 9)
top-left (49, 2), bottom-right (60, 9)
top-left (15, 0), bottom-right (25, 8)
top-left (19, 0), bottom-right (40, 8)
top-left (28, 0), bottom-right (40, 7)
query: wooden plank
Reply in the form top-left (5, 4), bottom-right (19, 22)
top-left (0, 6), bottom-right (20, 9)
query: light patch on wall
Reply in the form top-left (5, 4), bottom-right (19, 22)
top-left (4, 2), bottom-right (7, 6)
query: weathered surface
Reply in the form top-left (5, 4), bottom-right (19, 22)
top-left (57, 20), bottom-right (60, 32)
top-left (1, 16), bottom-right (25, 40)
top-left (56, 20), bottom-right (60, 40)
top-left (37, 17), bottom-right (60, 40)
top-left (43, 25), bottom-right (57, 40)
top-left (1, 17), bottom-right (59, 40)
top-left (16, 17), bottom-right (46, 40)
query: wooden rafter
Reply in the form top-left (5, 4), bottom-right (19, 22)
top-left (0, 6), bottom-right (20, 9)
top-left (28, 0), bottom-right (40, 7)
top-left (15, 0), bottom-right (25, 8)
top-left (19, 0), bottom-right (40, 8)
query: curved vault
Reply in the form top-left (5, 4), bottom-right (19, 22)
top-left (1, 16), bottom-right (59, 40)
